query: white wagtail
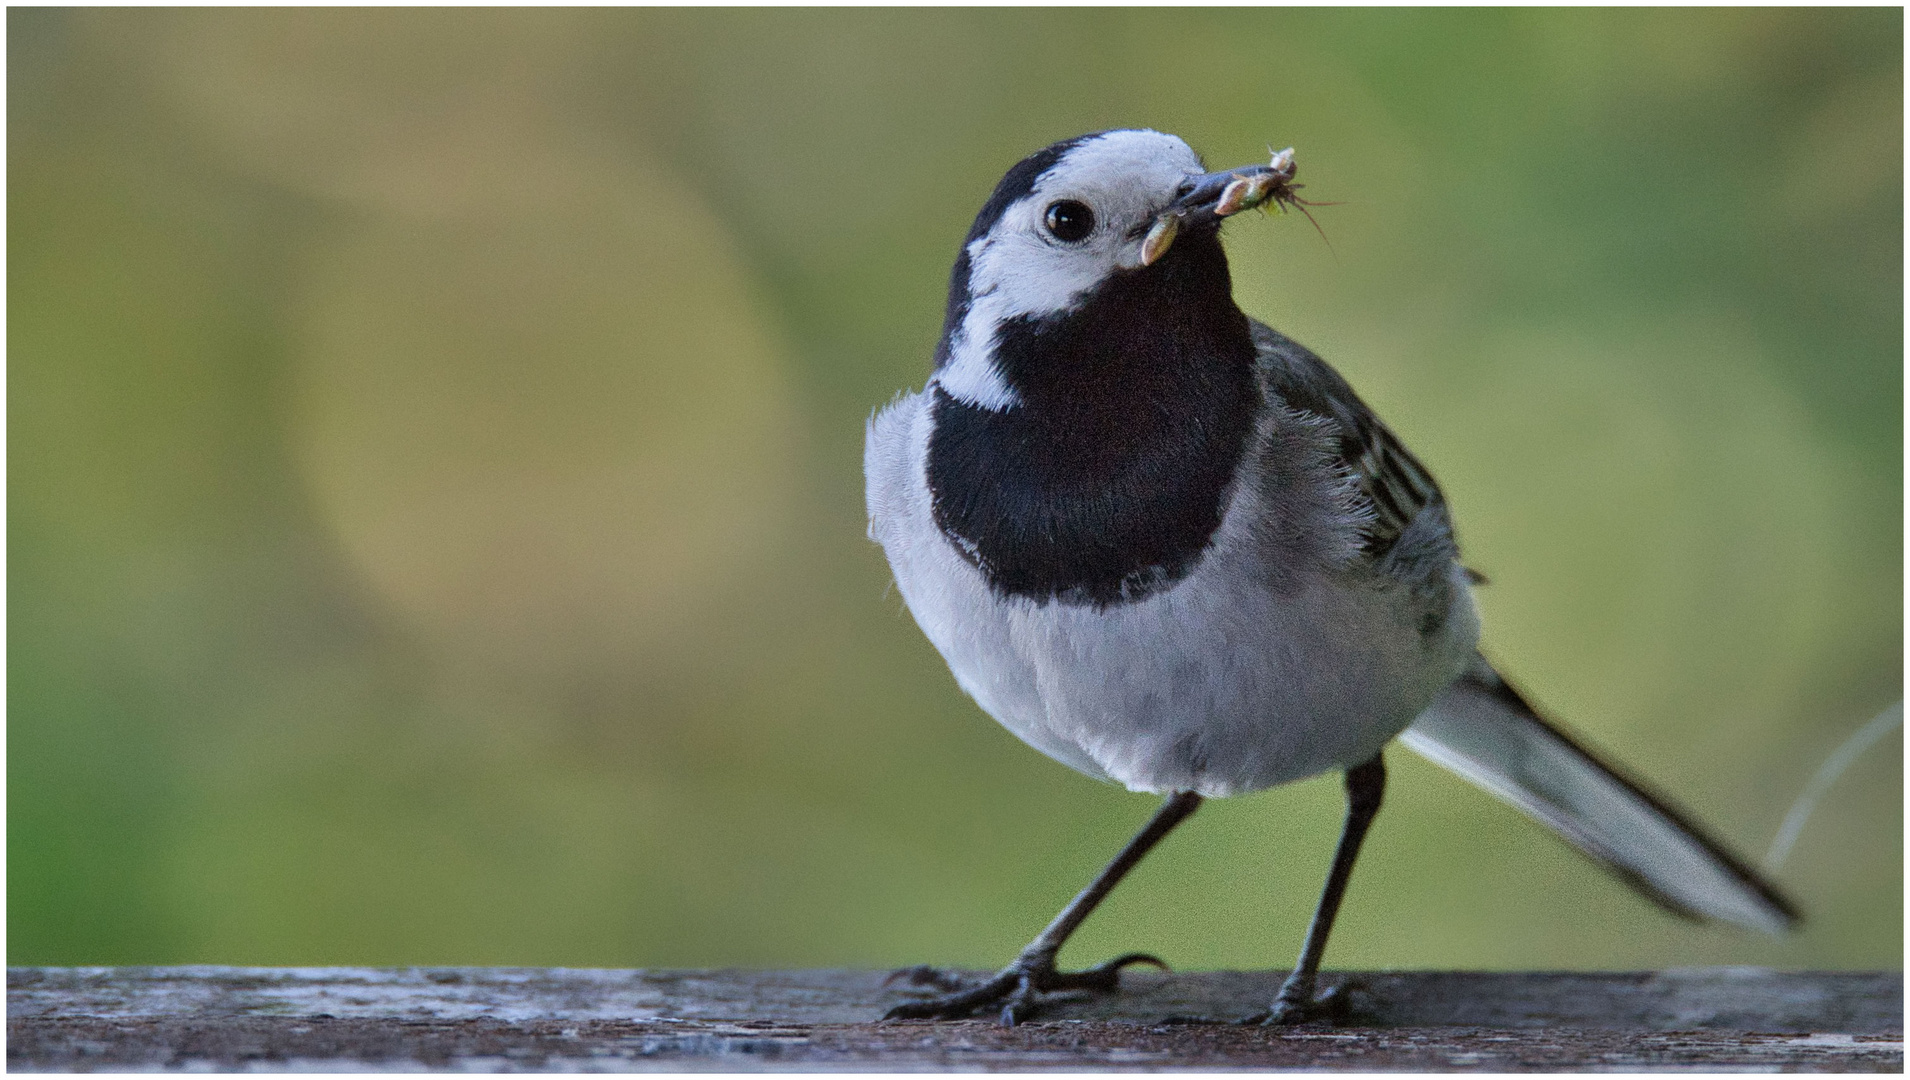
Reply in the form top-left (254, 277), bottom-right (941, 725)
top-left (865, 129), bottom-right (1797, 1026)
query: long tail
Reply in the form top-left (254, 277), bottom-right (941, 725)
top-left (1399, 654), bottom-right (1799, 935)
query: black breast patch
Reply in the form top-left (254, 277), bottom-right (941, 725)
top-left (925, 234), bottom-right (1258, 607)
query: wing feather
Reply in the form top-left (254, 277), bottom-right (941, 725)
top-left (1250, 321), bottom-right (1447, 562)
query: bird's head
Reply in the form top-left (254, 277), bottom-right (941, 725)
top-left (933, 129), bottom-right (1283, 410)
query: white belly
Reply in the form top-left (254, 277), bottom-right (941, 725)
top-left (866, 391), bottom-right (1478, 797)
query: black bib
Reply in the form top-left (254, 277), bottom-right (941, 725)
top-left (926, 232), bottom-right (1258, 607)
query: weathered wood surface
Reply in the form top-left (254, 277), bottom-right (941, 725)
top-left (9, 966), bottom-right (1901, 1071)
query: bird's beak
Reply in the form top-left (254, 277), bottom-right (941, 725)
top-left (1140, 147), bottom-right (1296, 266)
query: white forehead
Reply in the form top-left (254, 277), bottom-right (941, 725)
top-left (1030, 129), bottom-right (1204, 211)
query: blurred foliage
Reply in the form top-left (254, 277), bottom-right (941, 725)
top-left (8, 9), bottom-right (1900, 971)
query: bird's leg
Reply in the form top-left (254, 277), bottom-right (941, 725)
top-left (885, 791), bottom-right (1202, 1026)
top-left (1257, 752), bottom-right (1386, 1025)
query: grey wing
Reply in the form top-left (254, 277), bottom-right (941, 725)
top-left (1251, 325), bottom-right (1799, 932)
top-left (1249, 320), bottom-right (1459, 580)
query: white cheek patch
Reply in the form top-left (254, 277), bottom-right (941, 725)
top-left (967, 132), bottom-right (1204, 321)
top-left (968, 222), bottom-right (1109, 319)
top-left (933, 130), bottom-right (1207, 414)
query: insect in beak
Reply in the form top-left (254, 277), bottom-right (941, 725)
top-left (1140, 213), bottom-right (1181, 267)
top-left (1141, 146), bottom-right (1330, 266)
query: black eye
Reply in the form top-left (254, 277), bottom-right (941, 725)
top-left (1043, 200), bottom-right (1095, 243)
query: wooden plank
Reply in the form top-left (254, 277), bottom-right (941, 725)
top-left (9, 967), bottom-right (1902, 1071)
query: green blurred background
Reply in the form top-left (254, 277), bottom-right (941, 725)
top-left (9, 9), bottom-right (1901, 972)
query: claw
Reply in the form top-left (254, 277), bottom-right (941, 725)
top-left (1101, 951), bottom-right (1170, 974)
top-left (1255, 981), bottom-right (1360, 1026)
top-left (1261, 999), bottom-right (1307, 1026)
top-left (884, 969), bottom-right (1018, 1021)
top-left (882, 951), bottom-right (1167, 1024)
top-left (1259, 987), bottom-right (1320, 1026)
top-left (1041, 952), bottom-right (1169, 992)
top-left (998, 973), bottom-right (1039, 1027)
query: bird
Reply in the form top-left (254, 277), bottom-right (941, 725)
top-left (863, 129), bottom-right (1798, 1027)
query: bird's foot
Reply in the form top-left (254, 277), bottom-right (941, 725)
top-left (1240, 978), bottom-right (1366, 1027)
top-left (883, 950), bottom-right (1167, 1026)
